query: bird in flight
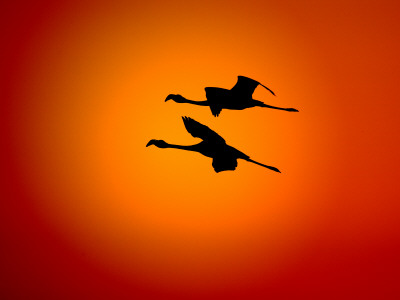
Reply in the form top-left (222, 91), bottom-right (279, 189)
top-left (146, 117), bottom-right (280, 173)
top-left (165, 76), bottom-right (299, 117)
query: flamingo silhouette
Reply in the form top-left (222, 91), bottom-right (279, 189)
top-left (165, 76), bottom-right (299, 117)
top-left (146, 117), bottom-right (280, 173)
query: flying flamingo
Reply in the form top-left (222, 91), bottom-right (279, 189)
top-left (146, 117), bottom-right (280, 173)
top-left (165, 76), bottom-right (299, 117)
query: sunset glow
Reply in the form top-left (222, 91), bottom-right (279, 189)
top-left (2, 1), bottom-right (400, 299)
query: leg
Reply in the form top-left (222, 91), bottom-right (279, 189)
top-left (260, 103), bottom-right (298, 112)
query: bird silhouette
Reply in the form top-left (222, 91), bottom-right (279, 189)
top-left (146, 116), bottom-right (280, 173)
top-left (165, 76), bottom-right (299, 117)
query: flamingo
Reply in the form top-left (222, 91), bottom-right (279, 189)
top-left (165, 76), bottom-right (299, 117)
top-left (146, 117), bottom-right (280, 173)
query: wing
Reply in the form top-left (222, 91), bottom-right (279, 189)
top-left (182, 117), bottom-right (225, 144)
top-left (212, 155), bottom-right (238, 173)
top-left (231, 76), bottom-right (275, 98)
top-left (204, 87), bottom-right (226, 117)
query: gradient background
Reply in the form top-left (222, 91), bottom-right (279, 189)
top-left (1, 0), bottom-right (400, 299)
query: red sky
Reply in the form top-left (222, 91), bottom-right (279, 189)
top-left (1, 0), bottom-right (400, 299)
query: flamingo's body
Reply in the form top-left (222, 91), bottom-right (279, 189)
top-left (146, 117), bottom-right (280, 173)
top-left (166, 76), bottom-right (298, 117)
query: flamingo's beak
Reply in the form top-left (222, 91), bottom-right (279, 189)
top-left (146, 140), bottom-right (155, 147)
top-left (165, 94), bottom-right (174, 102)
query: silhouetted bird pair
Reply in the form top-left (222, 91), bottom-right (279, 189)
top-left (147, 76), bottom-right (299, 173)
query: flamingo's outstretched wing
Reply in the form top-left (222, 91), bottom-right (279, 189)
top-left (231, 76), bottom-right (275, 99)
top-left (204, 87), bottom-right (225, 117)
top-left (182, 117), bottom-right (225, 144)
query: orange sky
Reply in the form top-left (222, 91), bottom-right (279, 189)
top-left (1, 0), bottom-right (400, 299)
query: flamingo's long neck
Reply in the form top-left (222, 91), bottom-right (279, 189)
top-left (181, 98), bottom-right (209, 106)
top-left (165, 143), bottom-right (199, 152)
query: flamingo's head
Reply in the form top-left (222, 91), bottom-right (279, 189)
top-left (146, 139), bottom-right (169, 148)
top-left (165, 94), bottom-right (186, 103)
